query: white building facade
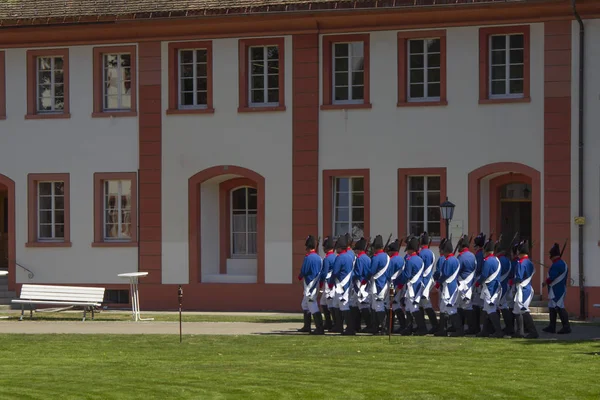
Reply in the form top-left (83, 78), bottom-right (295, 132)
top-left (0, 0), bottom-right (598, 316)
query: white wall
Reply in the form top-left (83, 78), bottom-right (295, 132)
top-left (571, 19), bottom-right (600, 287)
top-left (0, 45), bottom-right (139, 284)
top-left (318, 25), bottom-right (545, 248)
top-left (161, 36), bottom-right (294, 285)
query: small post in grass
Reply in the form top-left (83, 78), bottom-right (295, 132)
top-left (178, 285), bottom-right (183, 343)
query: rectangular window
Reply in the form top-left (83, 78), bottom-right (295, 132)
top-left (408, 176), bottom-right (441, 238)
top-left (332, 42), bottom-right (364, 104)
top-left (249, 45), bottom-right (280, 106)
top-left (93, 45), bottom-right (137, 117)
top-left (178, 49), bottom-right (208, 109)
top-left (231, 187), bottom-right (258, 257)
top-left (27, 173), bottom-right (71, 247)
top-left (37, 181), bottom-right (65, 240)
top-left (36, 56), bottom-right (65, 113)
top-left (489, 34), bottom-right (525, 98)
top-left (0, 51), bottom-right (5, 119)
top-left (93, 172), bottom-right (137, 247)
top-left (103, 180), bottom-right (132, 241)
top-left (332, 177), bottom-right (365, 239)
top-left (103, 53), bottom-right (132, 111)
top-left (407, 38), bottom-right (441, 101)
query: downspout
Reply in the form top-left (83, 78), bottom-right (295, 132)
top-left (571, 0), bottom-right (585, 320)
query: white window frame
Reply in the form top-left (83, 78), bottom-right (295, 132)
top-left (230, 186), bottom-right (258, 258)
top-left (248, 45), bottom-right (280, 107)
top-left (489, 33), bottom-right (525, 99)
top-left (332, 42), bottom-right (365, 105)
top-left (103, 180), bottom-right (132, 241)
top-left (407, 175), bottom-right (441, 239)
top-left (36, 56), bottom-right (64, 113)
top-left (177, 48), bottom-right (208, 110)
top-left (332, 177), bottom-right (365, 239)
top-left (102, 53), bottom-right (132, 111)
top-left (407, 38), bottom-right (441, 102)
top-left (37, 181), bottom-right (65, 241)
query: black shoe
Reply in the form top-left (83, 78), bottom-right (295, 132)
top-left (448, 313), bottom-right (464, 337)
top-left (473, 305), bottom-right (482, 332)
top-left (351, 307), bottom-right (361, 332)
top-left (359, 308), bottom-right (371, 333)
top-left (557, 308), bottom-right (572, 334)
top-left (298, 311), bottom-right (311, 332)
top-left (310, 312), bottom-right (325, 335)
top-left (542, 308), bottom-right (557, 333)
top-left (523, 312), bottom-right (539, 339)
top-left (331, 308), bottom-right (344, 333)
top-left (425, 307), bottom-right (439, 334)
top-left (512, 314), bottom-right (524, 338)
top-left (489, 312), bottom-right (505, 338)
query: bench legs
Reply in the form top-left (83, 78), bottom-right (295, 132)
top-left (19, 304), bottom-right (34, 321)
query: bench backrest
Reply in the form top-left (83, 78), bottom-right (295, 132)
top-left (19, 284), bottom-right (105, 303)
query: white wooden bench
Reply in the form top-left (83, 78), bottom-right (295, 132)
top-left (12, 284), bottom-right (105, 321)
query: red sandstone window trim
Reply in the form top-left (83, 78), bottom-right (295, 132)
top-left (26, 173), bottom-right (71, 248)
top-left (238, 37), bottom-right (286, 113)
top-left (479, 25), bottom-right (531, 104)
top-left (321, 34), bottom-right (371, 110)
top-left (25, 48), bottom-right (71, 119)
top-left (322, 169), bottom-right (370, 240)
top-left (167, 41), bottom-right (214, 115)
top-left (92, 172), bottom-right (138, 247)
top-left (92, 45), bottom-right (138, 118)
top-left (397, 168), bottom-right (447, 243)
top-left (0, 51), bottom-right (5, 119)
top-left (397, 30), bottom-right (447, 107)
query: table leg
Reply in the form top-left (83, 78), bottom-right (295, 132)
top-left (132, 277), bottom-right (153, 321)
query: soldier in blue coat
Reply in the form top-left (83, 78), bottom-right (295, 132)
top-left (319, 236), bottom-right (337, 331)
top-left (328, 235), bottom-right (355, 335)
top-left (475, 239), bottom-right (504, 338)
top-left (297, 235), bottom-right (325, 334)
top-left (417, 232), bottom-right (438, 334)
top-left (472, 233), bottom-right (486, 333)
top-left (456, 235), bottom-right (479, 334)
top-left (388, 239), bottom-right (409, 333)
top-left (511, 240), bottom-right (539, 339)
top-left (434, 238), bottom-right (464, 336)
top-left (363, 235), bottom-right (390, 334)
top-left (353, 237), bottom-right (372, 332)
top-left (496, 243), bottom-right (514, 335)
top-left (543, 243), bottom-right (571, 334)
top-left (433, 237), bottom-right (448, 333)
top-left (395, 236), bottom-right (427, 336)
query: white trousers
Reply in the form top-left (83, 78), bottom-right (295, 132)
top-left (513, 290), bottom-right (533, 315)
top-left (458, 293), bottom-right (473, 310)
top-left (548, 295), bottom-right (565, 309)
top-left (337, 288), bottom-right (351, 311)
top-left (371, 296), bottom-right (387, 312)
top-left (498, 286), bottom-right (514, 310)
top-left (392, 288), bottom-right (405, 311)
top-left (301, 295), bottom-right (320, 314)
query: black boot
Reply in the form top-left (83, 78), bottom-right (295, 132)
top-left (543, 307), bottom-right (557, 333)
top-left (298, 311), bottom-right (311, 332)
top-left (332, 308), bottom-right (344, 333)
top-left (425, 308), bottom-right (439, 334)
top-left (359, 308), bottom-right (371, 333)
top-left (351, 307), bottom-right (361, 332)
top-left (513, 314), bottom-right (524, 338)
top-left (557, 308), bottom-right (572, 334)
top-left (413, 310), bottom-right (428, 336)
top-left (465, 309), bottom-right (479, 335)
top-left (406, 310), bottom-right (414, 331)
top-left (458, 308), bottom-right (465, 327)
top-left (501, 308), bottom-right (515, 335)
top-left (523, 312), bottom-right (539, 339)
top-left (399, 310), bottom-right (414, 336)
top-left (310, 312), bottom-right (325, 335)
top-left (473, 305), bottom-right (482, 332)
top-left (489, 312), bottom-right (505, 338)
top-left (341, 310), bottom-right (356, 335)
top-left (476, 312), bottom-right (490, 337)
top-left (448, 313), bottom-right (465, 337)
top-left (394, 309), bottom-right (406, 333)
top-left (322, 305), bottom-right (333, 331)
top-left (434, 313), bottom-right (448, 336)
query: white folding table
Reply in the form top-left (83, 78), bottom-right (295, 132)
top-left (0, 271), bottom-right (7, 319)
top-left (118, 272), bottom-right (154, 321)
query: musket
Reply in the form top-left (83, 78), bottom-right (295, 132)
top-left (316, 236), bottom-right (321, 253)
top-left (494, 233), bottom-right (503, 253)
top-left (560, 238), bottom-right (569, 257)
top-left (364, 236), bottom-right (372, 257)
top-left (453, 232), bottom-right (464, 255)
top-left (383, 233), bottom-right (393, 252)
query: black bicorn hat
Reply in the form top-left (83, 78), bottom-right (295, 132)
top-left (353, 237), bottom-right (367, 251)
top-left (549, 242), bottom-right (561, 258)
top-left (405, 236), bottom-right (420, 252)
top-left (387, 239), bottom-right (400, 252)
top-left (305, 235), bottom-right (316, 249)
top-left (518, 240), bottom-right (529, 255)
top-left (420, 232), bottom-right (430, 245)
top-left (474, 232), bottom-right (486, 247)
top-left (372, 234), bottom-right (384, 249)
top-left (336, 234), bottom-right (348, 249)
top-left (483, 239), bottom-right (495, 253)
top-left (442, 238), bottom-right (454, 254)
top-left (322, 236), bottom-right (334, 250)
top-left (439, 237), bottom-right (448, 250)
top-left (458, 234), bottom-right (469, 249)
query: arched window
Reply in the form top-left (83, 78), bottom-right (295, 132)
top-left (230, 186), bottom-right (257, 257)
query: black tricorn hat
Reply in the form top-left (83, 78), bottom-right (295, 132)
top-left (439, 237), bottom-right (448, 250)
top-left (405, 236), bottom-right (419, 252)
top-left (305, 235), bottom-right (316, 249)
top-left (372, 235), bottom-right (384, 249)
top-left (483, 240), bottom-right (495, 253)
top-left (345, 233), bottom-right (352, 247)
top-left (518, 240), bottom-right (529, 255)
top-left (474, 232), bottom-right (486, 247)
top-left (442, 239), bottom-right (453, 254)
top-left (459, 235), bottom-right (469, 249)
top-left (322, 236), bottom-right (334, 250)
top-left (353, 237), bottom-right (367, 251)
top-left (387, 239), bottom-right (400, 252)
top-left (336, 235), bottom-right (348, 249)
top-left (420, 232), bottom-right (429, 245)
top-left (549, 242), bottom-right (561, 258)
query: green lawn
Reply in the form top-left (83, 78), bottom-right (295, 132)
top-left (0, 334), bottom-right (598, 399)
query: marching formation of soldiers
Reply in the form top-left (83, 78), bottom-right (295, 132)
top-left (297, 231), bottom-right (572, 338)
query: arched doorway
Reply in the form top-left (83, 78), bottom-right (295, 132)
top-left (490, 176), bottom-right (533, 249)
top-left (0, 174), bottom-right (15, 291)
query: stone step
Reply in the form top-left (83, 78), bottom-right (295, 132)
top-left (530, 301), bottom-right (547, 307)
top-left (529, 306), bottom-right (549, 314)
